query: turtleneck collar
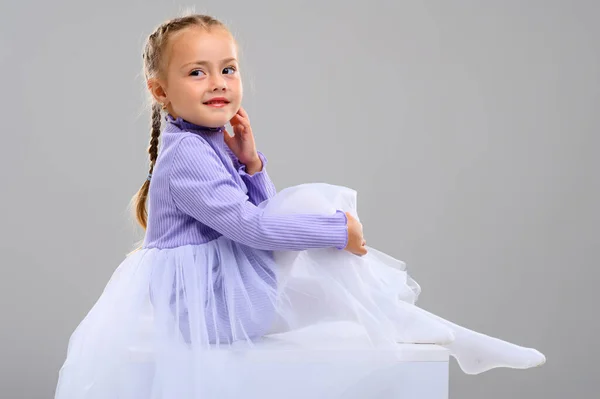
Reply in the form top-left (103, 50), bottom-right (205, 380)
top-left (164, 113), bottom-right (225, 135)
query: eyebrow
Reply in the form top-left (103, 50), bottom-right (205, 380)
top-left (181, 58), bottom-right (238, 69)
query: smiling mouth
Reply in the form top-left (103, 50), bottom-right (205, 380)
top-left (203, 98), bottom-right (230, 107)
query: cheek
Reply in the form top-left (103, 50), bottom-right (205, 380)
top-left (231, 76), bottom-right (242, 94)
top-left (177, 79), bottom-right (201, 97)
top-left (170, 82), bottom-right (190, 100)
top-left (233, 81), bottom-right (243, 104)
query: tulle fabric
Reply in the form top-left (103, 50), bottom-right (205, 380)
top-left (55, 183), bottom-right (543, 399)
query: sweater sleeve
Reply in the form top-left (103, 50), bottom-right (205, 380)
top-left (237, 151), bottom-right (277, 205)
top-left (169, 135), bottom-right (348, 251)
top-left (223, 146), bottom-right (276, 205)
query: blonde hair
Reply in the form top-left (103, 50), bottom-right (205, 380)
top-left (128, 14), bottom-right (230, 253)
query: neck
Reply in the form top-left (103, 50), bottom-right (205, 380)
top-left (164, 113), bottom-right (224, 133)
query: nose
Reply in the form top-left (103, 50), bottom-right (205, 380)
top-left (210, 74), bottom-right (227, 91)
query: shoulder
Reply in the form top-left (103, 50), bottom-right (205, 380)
top-left (171, 133), bottom-right (216, 161)
top-left (173, 132), bottom-right (210, 148)
top-left (169, 133), bottom-right (227, 179)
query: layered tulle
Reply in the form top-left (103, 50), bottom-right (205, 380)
top-left (55, 183), bottom-right (544, 398)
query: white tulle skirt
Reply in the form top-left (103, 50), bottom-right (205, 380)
top-left (54, 183), bottom-right (545, 399)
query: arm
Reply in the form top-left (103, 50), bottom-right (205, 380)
top-left (224, 146), bottom-right (276, 205)
top-left (237, 151), bottom-right (277, 205)
top-left (170, 136), bottom-right (348, 251)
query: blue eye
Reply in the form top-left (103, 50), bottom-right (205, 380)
top-left (190, 70), bottom-right (205, 77)
top-left (223, 67), bottom-right (236, 75)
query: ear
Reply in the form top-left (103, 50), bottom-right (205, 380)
top-left (147, 78), bottom-right (169, 106)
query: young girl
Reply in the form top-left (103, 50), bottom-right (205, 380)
top-left (54, 13), bottom-right (546, 398)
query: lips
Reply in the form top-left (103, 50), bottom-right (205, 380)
top-left (203, 97), bottom-right (230, 105)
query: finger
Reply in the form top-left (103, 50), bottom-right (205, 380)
top-left (237, 106), bottom-right (250, 120)
top-left (237, 114), bottom-right (251, 130)
top-left (229, 114), bottom-right (242, 126)
top-left (232, 108), bottom-right (246, 121)
top-left (233, 124), bottom-right (246, 137)
top-left (231, 112), bottom-right (248, 126)
top-left (231, 115), bottom-right (250, 132)
top-left (234, 107), bottom-right (251, 127)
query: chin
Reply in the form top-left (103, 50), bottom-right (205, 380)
top-left (205, 116), bottom-right (231, 128)
top-left (198, 120), bottom-right (225, 128)
top-left (185, 112), bottom-right (231, 128)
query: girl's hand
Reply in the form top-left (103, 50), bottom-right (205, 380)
top-left (224, 107), bottom-right (260, 168)
top-left (344, 212), bottom-right (367, 256)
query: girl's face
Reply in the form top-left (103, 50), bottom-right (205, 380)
top-left (152, 26), bottom-right (242, 128)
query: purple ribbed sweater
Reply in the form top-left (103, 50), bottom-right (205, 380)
top-left (142, 114), bottom-right (349, 251)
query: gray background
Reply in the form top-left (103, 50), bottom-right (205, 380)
top-left (1, 0), bottom-right (598, 398)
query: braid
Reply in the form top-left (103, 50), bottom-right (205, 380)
top-left (149, 102), bottom-right (162, 171)
top-left (132, 102), bottom-right (162, 234)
